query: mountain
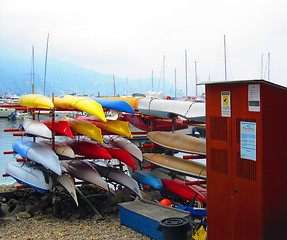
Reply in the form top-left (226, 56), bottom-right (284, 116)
top-left (0, 45), bottom-right (177, 97)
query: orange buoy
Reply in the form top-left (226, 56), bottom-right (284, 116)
top-left (159, 198), bottom-right (172, 206)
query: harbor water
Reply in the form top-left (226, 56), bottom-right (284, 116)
top-left (0, 118), bottom-right (22, 185)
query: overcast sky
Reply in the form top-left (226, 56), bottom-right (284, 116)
top-left (0, 0), bottom-right (286, 95)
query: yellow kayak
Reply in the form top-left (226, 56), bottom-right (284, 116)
top-left (102, 97), bottom-right (143, 110)
top-left (52, 97), bottom-right (70, 109)
top-left (18, 94), bottom-right (54, 109)
top-left (63, 117), bottom-right (103, 143)
top-left (63, 95), bottom-right (106, 122)
top-left (75, 116), bottom-right (133, 139)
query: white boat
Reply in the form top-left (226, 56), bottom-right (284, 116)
top-left (22, 118), bottom-right (52, 139)
top-left (60, 160), bottom-right (109, 191)
top-left (137, 98), bottom-right (206, 122)
top-left (91, 161), bottom-right (142, 198)
top-left (5, 161), bottom-right (53, 192)
top-left (0, 107), bottom-right (15, 118)
top-left (103, 135), bottom-right (143, 162)
top-left (39, 141), bottom-right (75, 159)
top-left (57, 172), bottom-right (78, 206)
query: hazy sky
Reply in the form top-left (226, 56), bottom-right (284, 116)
top-left (0, 0), bottom-right (286, 95)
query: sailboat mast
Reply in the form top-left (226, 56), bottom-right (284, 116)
top-left (43, 33), bottom-right (49, 96)
top-left (267, 52), bottom-right (270, 81)
top-left (163, 55), bottom-right (165, 96)
top-left (31, 45), bottom-right (35, 94)
top-left (195, 61), bottom-right (198, 98)
top-left (113, 74), bottom-right (116, 97)
top-left (261, 53), bottom-right (264, 79)
top-left (185, 50), bottom-right (188, 96)
top-left (151, 70), bottom-right (153, 91)
top-left (174, 68), bottom-right (177, 99)
top-left (224, 35), bottom-right (227, 81)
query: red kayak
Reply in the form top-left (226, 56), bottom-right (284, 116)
top-left (66, 139), bottom-right (112, 159)
top-left (40, 120), bottom-right (74, 139)
top-left (161, 178), bottom-right (207, 204)
top-left (122, 113), bottom-right (188, 132)
top-left (100, 143), bottom-right (137, 170)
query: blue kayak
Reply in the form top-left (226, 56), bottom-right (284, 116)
top-left (93, 98), bottom-right (135, 114)
top-left (12, 139), bottom-right (61, 175)
top-left (131, 170), bottom-right (163, 189)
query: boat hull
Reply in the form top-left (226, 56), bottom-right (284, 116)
top-left (147, 131), bottom-right (206, 155)
top-left (138, 98), bottom-right (205, 122)
top-left (12, 139), bottom-right (61, 175)
top-left (18, 94), bottom-right (54, 109)
top-left (143, 153), bottom-right (206, 178)
top-left (161, 178), bottom-right (207, 203)
top-left (131, 170), bottom-right (163, 189)
top-left (6, 161), bottom-right (53, 192)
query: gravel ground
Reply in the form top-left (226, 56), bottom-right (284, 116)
top-left (0, 214), bottom-right (150, 240)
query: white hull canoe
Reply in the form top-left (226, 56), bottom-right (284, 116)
top-left (91, 161), bottom-right (142, 198)
top-left (60, 160), bottom-right (109, 191)
top-left (5, 161), bottom-right (53, 192)
top-left (103, 135), bottom-right (143, 162)
top-left (12, 139), bottom-right (61, 175)
top-left (22, 118), bottom-right (52, 139)
top-left (39, 141), bottom-right (75, 159)
top-left (138, 98), bottom-right (206, 122)
top-left (57, 173), bottom-right (78, 206)
top-left (147, 131), bottom-right (206, 155)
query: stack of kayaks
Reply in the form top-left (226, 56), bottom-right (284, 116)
top-left (6, 93), bottom-right (208, 209)
top-left (5, 93), bottom-right (145, 203)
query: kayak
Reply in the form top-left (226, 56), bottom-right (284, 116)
top-left (75, 116), bottom-right (133, 138)
top-left (100, 143), bottom-right (137, 170)
top-left (131, 170), bottom-right (163, 189)
top-left (52, 97), bottom-right (70, 109)
top-left (143, 153), bottom-right (206, 178)
top-left (103, 135), bottom-right (143, 162)
top-left (63, 95), bottom-right (106, 122)
top-left (92, 97), bottom-right (135, 114)
top-left (40, 120), bottom-right (74, 139)
top-left (147, 131), bottom-right (206, 155)
top-left (6, 161), bottom-right (53, 192)
top-left (57, 172), bottom-right (78, 206)
top-left (66, 139), bottom-right (112, 159)
top-left (138, 98), bottom-right (206, 122)
top-left (18, 94), bottom-right (54, 109)
top-left (63, 117), bottom-right (103, 143)
top-left (122, 113), bottom-right (188, 132)
top-left (61, 160), bottom-right (109, 191)
top-left (22, 118), bottom-right (52, 139)
top-left (39, 141), bottom-right (76, 160)
top-left (161, 178), bottom-right (207, 204)
top-left (91, 161), bottom-right (142, 198)
top-left (102, 97), bottom-right (143, 110)
top-left (12, 139), bottom-right (61, 175)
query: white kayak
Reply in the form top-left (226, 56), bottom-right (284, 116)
top-left (22, 118), bottom-right (52, 139)
top-left (60, 160), bottom-right (109, 191)
top-left (103, 135), bottom-right (143, 162)
top-left (138, 98), bottom-right (206, 122)
top-left (57, 172), bottom-right (78, 206)
top-left (91, 161), bottom-right (142, 198)
top-left (39, 141), bottom-right (75, 159)
top-left (5, 161), bottom-right (53, 192)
